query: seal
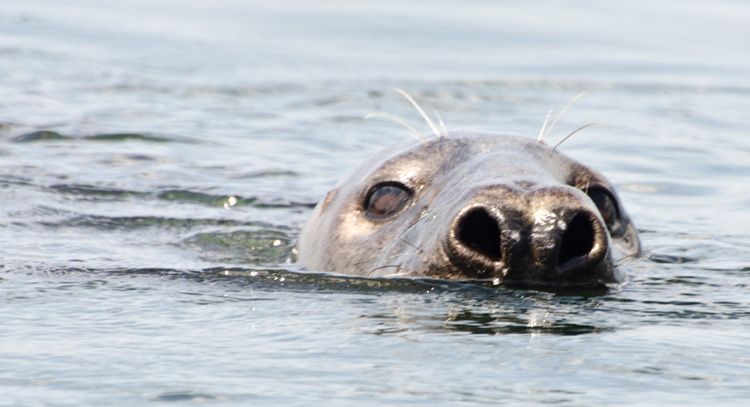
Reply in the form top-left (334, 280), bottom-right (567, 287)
top-left (297, 132), bottom-right (640, 287)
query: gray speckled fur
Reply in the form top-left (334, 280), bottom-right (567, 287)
top-left (298, 132), bottom-right (639, 286)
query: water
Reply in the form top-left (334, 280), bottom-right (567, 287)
top-left (1, 0), bottom-right (749, 405)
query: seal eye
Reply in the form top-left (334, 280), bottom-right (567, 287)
top-left (587, 187), bottom-right (619, 229)
top-left (365, 182), bottom-right (412, 219)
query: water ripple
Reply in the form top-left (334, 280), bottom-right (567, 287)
top-left (11, 130), bottom-right (179, 143)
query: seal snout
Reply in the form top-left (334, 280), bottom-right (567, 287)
top-left (454, 206), bottom-right (503, 262)
top-left (447, 204), bottom-right (510, 277)
top-left (446, 197), bottom-right (612, 283)
top-left (555, 210), bottom-right (608, 275)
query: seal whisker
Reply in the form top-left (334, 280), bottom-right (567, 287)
top-left (384, 251), bottom-right (411, 261)
top-left (553, 123), bottom-right (598, 150)
top-left (537, 110), bottom-right (553, 143)
top-left (543, 92), bottom-right (587, 140)
top-left (394, 88), bottom-right (441, 138)
top-left (615, 249), bottom-right (649, 264)
top-left (383, 240), bottom-right (424, 260)
top-left (433, 109), bottom-right (448, 137)
top-left (381, 220), bottom-right (425, 260)
top-left (367, 264), bottom-right (401, 276)
top-left (375, 213), bottom-right (429, 266)
top-left (364, 112), bottom-right (426, 142)
top-left (382, 272), bottom-right (410, 277)
top-left (399, 237), bottom-right (423, 254)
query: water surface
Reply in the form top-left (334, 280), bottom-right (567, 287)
top-left (1, 1), bottom-right (749, 405)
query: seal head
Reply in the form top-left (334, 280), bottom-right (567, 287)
top-left (298, 133), bottom-right (639, 287)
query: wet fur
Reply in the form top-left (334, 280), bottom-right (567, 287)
top-left (297, 133), bottom-right (640, 286)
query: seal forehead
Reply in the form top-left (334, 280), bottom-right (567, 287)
top-left (370, 136), bottom-right (473, 176)
top-left (368, 134), bottom-right (550, 184)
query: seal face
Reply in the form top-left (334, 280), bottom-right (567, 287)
top-left (297, 133), bottom-right (640, 287)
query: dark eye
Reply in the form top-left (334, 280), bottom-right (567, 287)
top-left (587, 187), bottom-right (619, 229)
top-left (365, 182), bottom-right (412, 219)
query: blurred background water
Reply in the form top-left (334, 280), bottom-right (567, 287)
top-left (1, 0), bottom-right (749, 405)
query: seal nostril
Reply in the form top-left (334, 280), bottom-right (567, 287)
top-left (558, 212), bottom-right (595, 266)
top-left (456, 207), bottom-right (502, 261)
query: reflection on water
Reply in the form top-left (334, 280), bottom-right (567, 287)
top-left (440, 309), bottom-right (607, 336)
top-left (12, 130), bottom-right (176, 143)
